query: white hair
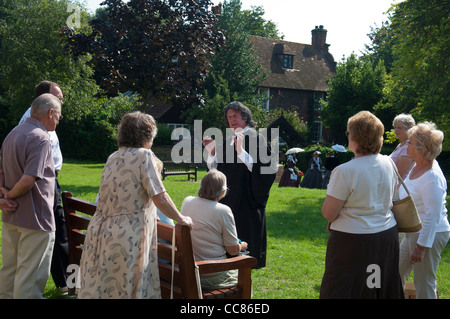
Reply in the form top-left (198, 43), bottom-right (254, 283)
top-left (30, 93), bottom-right (61, 117)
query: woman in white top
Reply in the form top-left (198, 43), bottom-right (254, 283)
top-left (398, 122), bottom-right (450, 299)
top-left (390, 114), bottom-right (415, 180)
top-left (181, 169), bottom-right (248, 289)
top-left (320, 111), bottom-right (403, 299)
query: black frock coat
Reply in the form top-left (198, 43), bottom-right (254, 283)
top-left (215, 128), bottom-right (276, 268)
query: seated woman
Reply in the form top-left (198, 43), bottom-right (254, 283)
top-left (181, 169), bottom-right (248, 289)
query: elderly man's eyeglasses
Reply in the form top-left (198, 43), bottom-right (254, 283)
top-left (53, 109), bottom-right (63, 120)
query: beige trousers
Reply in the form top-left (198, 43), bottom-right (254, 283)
top-left (0, 222), bottom-right (55, 299)
top-left (399, 231), bottom-right (450, 299)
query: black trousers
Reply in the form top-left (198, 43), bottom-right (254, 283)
top-left (50, 173), bottom-right (69, 288)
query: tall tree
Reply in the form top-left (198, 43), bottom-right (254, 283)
top-left (364, 21), bottom-right (395, 73)
top-left (321, 54), bottom-right (386, 144)
top-left (205, 0), bottom-right (282, 104)
top-left (183, 0), bottom-right (283, 129)
top-left (239, 4), bottom-right (283, 39)
top-left (389, 0), bottom-right (449, 149)
top-left (363, 0), bottom-right (449, 150)
top-left (62, 0), bottom-right (225, 108)
top-left (0, 0), bottom-right (97, 122)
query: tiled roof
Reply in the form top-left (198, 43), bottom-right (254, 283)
top-left (250, 35), bottom-right (336, 92)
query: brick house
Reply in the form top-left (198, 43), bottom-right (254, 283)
top-left (149, 25), bottom-right (336, 144)
top-left (250, 25), bottom-right (336, 142)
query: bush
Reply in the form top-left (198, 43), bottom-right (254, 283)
top-left (284, 143), bottom-right (396, 173)
top-left (153, 124), bottom-right (174, 146)
top-left (58, 94), bottom-right (138, 162)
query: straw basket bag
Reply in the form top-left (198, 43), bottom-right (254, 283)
top-left (391, 160), bottom-right (422, 233)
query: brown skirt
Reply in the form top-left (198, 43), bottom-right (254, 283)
top-left (320, 225), bottom-right (404, 299)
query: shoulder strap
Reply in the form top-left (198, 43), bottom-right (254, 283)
top-left (170, 227), bottom-right (176, 299)
top-left (389, 157), bottom-right (411, 197)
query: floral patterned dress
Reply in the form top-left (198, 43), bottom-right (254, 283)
top-left (78, 148), bottom-right (165, 299)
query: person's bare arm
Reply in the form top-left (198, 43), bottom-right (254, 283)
top-left (1, 175), bottom-right (36, 200)
top-left (322, 195), bottom-right (345, 223)
top-left (225, 241), bottom-right (248, 256)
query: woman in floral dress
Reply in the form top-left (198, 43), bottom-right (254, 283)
top-left (78, 111), bottom-right (193, 299)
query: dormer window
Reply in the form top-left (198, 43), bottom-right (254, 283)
top-left (283, 54), bottom-right (293, 69)
top-left (273, 43), bottom-right (296, 70)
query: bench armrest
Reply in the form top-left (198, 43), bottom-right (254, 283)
top-left (196, 255), bottom-right (257, 275)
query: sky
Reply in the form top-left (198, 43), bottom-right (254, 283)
top-left (83, 0), bottom-right (403, 60)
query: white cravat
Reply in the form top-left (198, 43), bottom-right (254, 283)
top-left (207, 126), bottom-right (253, 172)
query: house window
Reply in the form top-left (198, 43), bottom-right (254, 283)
top-left (257, 87), bottom-right (270, 110)
top-left (312, 121), bottom-right (322, 142)
top-left (314, 91), bottom-right (324, 111)
top-left (282, 54), bottom-right (293, 69)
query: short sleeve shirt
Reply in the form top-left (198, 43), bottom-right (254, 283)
top-left (19, 107), bottom-right (63, 171)
top-left (0, 118), bottom-right (55, 231)
top-left (327, 154), bottom-right (397, 234)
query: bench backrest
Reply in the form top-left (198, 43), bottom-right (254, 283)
top-left (157, 221), bottom-right (201, 298)
top-left (62, 193), bottom-right (96, 266)
top-left (162, 161), bottom-right (193, 171)
top-left (62, 191), bottom-right (217, 299)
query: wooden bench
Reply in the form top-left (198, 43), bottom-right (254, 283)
top-left (62, 191), bottom-right (257, 299)
top-left (161, 161), bottom-right (198, 181)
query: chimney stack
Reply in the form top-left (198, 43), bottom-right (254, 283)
top-left (311, 25), bottom-right (329, 51)
top-left (212, 4), bottom-right (222, 16)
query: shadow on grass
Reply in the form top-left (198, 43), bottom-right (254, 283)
top-left (59, 184), bottom-right (99, 199)
top-left (266, 187), bottom-right (329, 245)
top-left (63, 158), bottom-right (105, 166)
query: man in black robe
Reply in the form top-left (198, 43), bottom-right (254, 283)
top-left (203, 101), bottom-right (276, 268)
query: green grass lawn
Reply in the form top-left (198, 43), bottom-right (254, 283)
top-left (1, 158), bottom-right (449, 299)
